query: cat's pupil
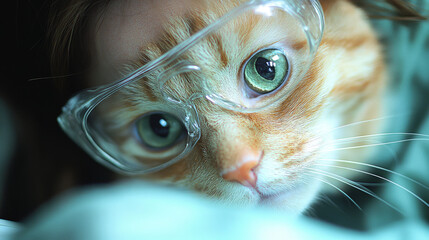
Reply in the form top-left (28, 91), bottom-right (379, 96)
top-left (149, 114), bottom-right (170, 138)
top-left (255, 57), bottom-right (275, 81)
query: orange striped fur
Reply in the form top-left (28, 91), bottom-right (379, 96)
top-left (94, 0), bottom-right (386, 213)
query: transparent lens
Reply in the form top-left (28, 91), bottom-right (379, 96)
top-left (135, 112), bottom-right (186, 150)
top-left (86, 84), bottom-right (196, 173)
top-left (244, 48), bottom-right (289, 94)
top-left (200, 3), bottom-right (314, 111)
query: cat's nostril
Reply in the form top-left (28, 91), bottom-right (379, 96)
top-left (221, 152), bottom-right (261, 188)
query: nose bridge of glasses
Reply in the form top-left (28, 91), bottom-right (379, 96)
top-left (155, 61), bottom-right (210, 142)
top-left (183, 100), bottom-right (201, 139)
top-left (156, 60), bottom-right (203, 104)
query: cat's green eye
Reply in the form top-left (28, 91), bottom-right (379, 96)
top-left (244, 49), bottom-right (289, 94)
top-left (135, 112), bottom-right (186, 150)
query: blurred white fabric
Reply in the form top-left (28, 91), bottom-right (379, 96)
top-left (10, 180), bottom-right (429, 240)
top-left (0, 219), bottom-right (20, 240)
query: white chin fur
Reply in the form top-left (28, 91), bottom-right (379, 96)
top-left (214, 178), bottom-right (322, 215)
top-left (260, 180), bottom-right (322, 214)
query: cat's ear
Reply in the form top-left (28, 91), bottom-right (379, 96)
top-left (350, 0), bottom-right (427, 21)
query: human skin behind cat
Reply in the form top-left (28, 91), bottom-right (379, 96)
top-left (50, 0), bottom-right (386, 214)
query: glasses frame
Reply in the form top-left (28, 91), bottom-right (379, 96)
top-left (58, 0), bottom-right (325, 175)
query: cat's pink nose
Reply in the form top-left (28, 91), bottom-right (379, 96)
top-left (221, 151), bottom-right (261, 188)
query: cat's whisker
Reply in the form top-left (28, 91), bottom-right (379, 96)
top-left (353, 181), bottom-right (387, 187)
top-left (331, 132), bottom-right (429, 143)
top-left (305, 167), bottom-right (403, 214)
top-left (320, 115), bottom-right (400, 135)
top-left (318, 159), bottom-right (429, 190)
top-left (314, 163), bottom-right (429, 208)
top-left (322, 138), bottom-right (429, 152)
top-left (303, 172), bottom-right (362, 211)
top-left (318, 138), bottom-right (401, 167)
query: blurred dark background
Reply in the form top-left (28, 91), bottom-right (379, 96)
top-left (1, 0), bottom-right (113, 222)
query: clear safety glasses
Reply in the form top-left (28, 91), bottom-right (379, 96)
top-left (58, 0), bottom-right (324, 175)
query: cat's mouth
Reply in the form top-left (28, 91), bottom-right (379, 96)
top-left (257, 189), bottom-right (293, 205)
top-left (253, 182), bottom-right (306, 206)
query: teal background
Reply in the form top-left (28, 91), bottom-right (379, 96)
top-left (367, 0), bottom-right (429, 228)
top-left (311, 0), bottom-right (429, 231)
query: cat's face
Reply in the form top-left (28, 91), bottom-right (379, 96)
top-left (89, 0), bottom-right (385, 214)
